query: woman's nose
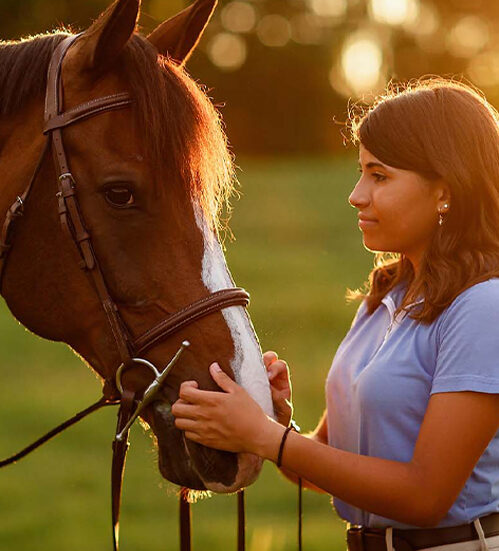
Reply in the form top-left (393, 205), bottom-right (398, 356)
top-left (348, 180), bottom-right (370, 209)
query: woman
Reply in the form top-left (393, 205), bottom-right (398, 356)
top-left (172, 78), bottom-right (499, 551)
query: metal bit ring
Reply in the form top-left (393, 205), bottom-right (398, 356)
top-left (114, 341), bottom-right (191, 442)
top-left (115, 357), bottom-right (161, 395)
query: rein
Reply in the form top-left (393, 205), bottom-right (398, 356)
top-left (0, 34), bottom-right (303, 550)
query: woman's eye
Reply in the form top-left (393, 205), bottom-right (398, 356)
top-left (104, 186), bottom-right (135, 208)
top-left (357, 168), bottom-right (386, 182)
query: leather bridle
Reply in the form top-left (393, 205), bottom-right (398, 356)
top-left (0, 34), bottom-right (253, 551)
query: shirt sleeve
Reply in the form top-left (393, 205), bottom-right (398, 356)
top-left (431, 280), bottom-right (499, 395)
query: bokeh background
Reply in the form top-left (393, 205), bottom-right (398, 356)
top-left (0, 0), bottom-right (496, 550)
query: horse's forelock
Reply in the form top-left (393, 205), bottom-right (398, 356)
top-left (110, 34), bottom-right (236, 234)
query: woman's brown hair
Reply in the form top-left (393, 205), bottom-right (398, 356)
top-left (347, 77), bottom-right (499, 323)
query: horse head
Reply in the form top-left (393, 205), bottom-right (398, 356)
top-left (0, 0), bottom-right (273, 493)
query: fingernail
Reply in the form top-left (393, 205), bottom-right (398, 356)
top-left (211, 362), bottom-right (222, 372)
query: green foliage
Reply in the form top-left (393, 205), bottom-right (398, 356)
top-left (0, 155), bottom-right (370, 550)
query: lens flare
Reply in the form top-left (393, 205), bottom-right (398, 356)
top-left (208, 33), bottom-right (247, 71)
top-left (468, 51), bottom-right (499, 88)
top-left (221, 1), bottom-right (257, 34)
top-left (340, 34), bottom-right (384, 95)
top-left (291, 13), bottom-right (323, 45)
top-left (308, 0), bottom-right (348, 18)
top-left (369, 0), bottom-right (419, 26)
top-left (257, 15), bottom-right (291, 48)
top-left (447, 16), bottom-right (489, 58)
top-left (403, 2), bottom-right (438, 36)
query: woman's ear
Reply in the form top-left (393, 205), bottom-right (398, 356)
top-left (147, 0), bottom-right (217, 66)
top-left (435, 179), bottom-right (451, 206)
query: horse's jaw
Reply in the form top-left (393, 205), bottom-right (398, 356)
top-left (150, 401), bottom-right (263, 492)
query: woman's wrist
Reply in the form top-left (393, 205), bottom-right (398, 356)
top-left (253, 417), bottom-right (287, 460)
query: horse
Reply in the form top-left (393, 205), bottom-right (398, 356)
top-left (0, 0), bottom-right (273, 501)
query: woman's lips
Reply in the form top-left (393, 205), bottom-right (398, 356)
top-left (358, 218), bottom-right (379, 229)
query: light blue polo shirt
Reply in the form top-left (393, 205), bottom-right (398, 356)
top-left (326, 278), bottom-right (499, 529)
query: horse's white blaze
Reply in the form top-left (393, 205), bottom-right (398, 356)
top-left (194, 209), bottom-right (274, 419)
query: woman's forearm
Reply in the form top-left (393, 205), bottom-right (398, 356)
top-left (279, 431), bottom-right (327, 494)
top-left (278, 432), bottom-right (327, 493)
top-left (258, 422), bottom-right (437, 527)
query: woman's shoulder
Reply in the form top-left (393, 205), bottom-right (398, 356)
top-left (438, 277), bottom-right (499, 332)
top-left (447, 278), bottom-right (499, 310)
top-left (433, 277), bottom-right (499, 394)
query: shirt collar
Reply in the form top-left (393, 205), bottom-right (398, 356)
top-left (381, 282), bottom-right (424, 320)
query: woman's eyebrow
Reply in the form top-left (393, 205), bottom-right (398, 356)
top-left (358, 161), bottom-right (390, 170)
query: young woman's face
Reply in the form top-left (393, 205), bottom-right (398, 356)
top-left (349, 145), bottom-right (448, 267)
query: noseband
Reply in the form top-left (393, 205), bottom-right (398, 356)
top-left (0, 35), bottom-right (252, 551)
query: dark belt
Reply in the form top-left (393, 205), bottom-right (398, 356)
top-left (347, 512), bottom-right (499, 551)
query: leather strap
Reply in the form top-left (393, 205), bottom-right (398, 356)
top-left (0, 138), bottom-right (50, 289)
top-left (44, 35), bottom-right (134, 365)
top-left (134, 288), bottom-right (250, 354)
top-left (298, 478), bottom-right (303, 551)
top-left (179, 489), bottom-right (191, 551)
top-left (44, 93), bottom-right (133, 133)
top-left (44, 35), bottom-right (78, 121)
top-left (238, 490), bottom-right (245, 551)
top-left (347, 512), bottom-right (499, 551)
top-left (111, 389), bottom-right (136, 551)
top-left (0, 396), bottom-right (118, 468)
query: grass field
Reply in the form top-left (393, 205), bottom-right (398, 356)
top-left (0, 155), bottom-right (374, 551)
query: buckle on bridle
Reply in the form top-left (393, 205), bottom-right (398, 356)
top-left (58, 172), bottom-right (75, 184)
top-left (12, 196), bottom-right (25, 217)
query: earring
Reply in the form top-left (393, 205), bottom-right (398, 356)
top-left (438, 203), bottom-right (449, 226)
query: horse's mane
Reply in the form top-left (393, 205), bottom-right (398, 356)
top-left (0, 33), bottom-right (67, 116)
top-left (0, 32), bottom-right (235, 230)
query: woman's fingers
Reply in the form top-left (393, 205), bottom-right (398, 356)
top-left (171, 400), bottom-right (201, 420)
top-left (171, 360), bottom-right (280, 454)
top-left (262, 354), bottom-right (293, 426)
top-left (263, 350), bottom-right (278, 368)
top-left (267, 360), bottom-right (288, 380)
top-left (174, 417), bottom-right (198, 431)
top-left (209, 363), bottom-right (239, 392)
top-left (184, 431), bottom-right (202, 443)
top-left (267, 361), bottom-right (292, 399)
top-left (178, 380), bottom-right (219, 403)
top-left (178, 366), bottom-right (241, 405)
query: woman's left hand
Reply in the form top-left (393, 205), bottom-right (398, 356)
top-left (172, 363), bottom-right (282, 457)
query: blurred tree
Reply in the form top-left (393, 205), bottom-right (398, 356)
top-left (1, 0), bottom-right (498, 154)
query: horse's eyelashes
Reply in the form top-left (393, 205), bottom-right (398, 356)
top-left (104, 186), bottom-right (135, 208)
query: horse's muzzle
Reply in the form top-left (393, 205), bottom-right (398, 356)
top-left (151, 400), bottom-right (241, 491)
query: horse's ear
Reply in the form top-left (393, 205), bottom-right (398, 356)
top-left (147, 0), bottom-right (217, 65)
top-left (74, 0), bottom-right (140, 73)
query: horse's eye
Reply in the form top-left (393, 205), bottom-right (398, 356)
top-left (105, 186), bottom-right (135, 208)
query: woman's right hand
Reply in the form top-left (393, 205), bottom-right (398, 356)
top-left (263, 351), bottom-right (293, 427)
